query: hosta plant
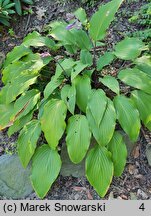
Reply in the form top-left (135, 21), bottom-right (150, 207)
top-left (0, 0), bottom-right (151, 198)
top-left (0, 0), bottom-right (15, 26)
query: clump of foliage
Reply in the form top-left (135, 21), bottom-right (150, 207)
top-left (0, 0), bottom-right (151, 199)
top-left (13, 0), bottom-right (33, 15)
top-left (128, 2), bottom-right (151, 41)
top-left (0, 0), bottom-right (33, 26)
top-left (0, 0), bottom-right (15, 26)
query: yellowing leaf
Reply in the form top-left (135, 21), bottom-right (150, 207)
top-left (0, 104), bottom-right (14, 130)
top-left (11, 89), bottom-right (40, 121)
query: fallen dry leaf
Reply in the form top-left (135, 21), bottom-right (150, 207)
top-left (132, 145), bottom-right (140, 159)
top-left (86, 190), bottom-right (93, 200)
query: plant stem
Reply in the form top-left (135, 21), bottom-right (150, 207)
top-left (92, 41), bottom-right (98, 87)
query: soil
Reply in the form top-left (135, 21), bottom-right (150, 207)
top-left (0, 0), bottom-right (151, 200)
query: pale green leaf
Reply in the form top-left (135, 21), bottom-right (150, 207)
top-left (50, 22), bottom-right (76, 45)
top-left (131, 90), bottom-right (151, 130)
top-left (114, 95), bottom-right (140, 141)
top-left (114, 37), bottom-right (145, 60)
top-left (118, 68), bottom-right (151, 95)
top-left (72, 74), bottom-right (91, 113)
top-left (61, 84), bottom-right (76, 114)
top-left (18, 120), bottom-right (41, 168)
top-left (86, 145), bottom-right (113, 197)
top-left (74, 7), bottom-right (87, 25)
top-left (134, 55), bottom-right (151, 77)
top-left (89, 0), bottom-right (123, 41)
top-left (66, 115), bottom-right (91, 164)
top-left (87, 98), bottom-right (116, 146)
top-left (31, 145), bottom-right (61, 198)
top-left (87, 89), bottom-right (107, 127)
top-left (99, 75), bottom-right (120, 94)
top-left (0, 74), bottom-right (38, 104)
top-left (108, 131), bottom-right (127, 176)
top-left (97, 52), bottom-right (115, 71)
top-left (23, 31), bottom-right (55, 49)
top-left (40, 99), bottom-right (67, 149)
top-left (3, 45), bottom-right (31, 68)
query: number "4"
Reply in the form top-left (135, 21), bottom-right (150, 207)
top-left (139, 203), bottom-right (145, 211)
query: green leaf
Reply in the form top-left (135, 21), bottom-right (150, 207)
top-left (89, 0), bottom-right (123, 41)
top-left (50, 22), bottom-right (76, 46)
top-left (114, 37), bottom-right (145, 60)
top-left (131, 90), bottom-right (151, 130)
top-left (87, 89), bottom-right (107, 127)
top-left (55, 58), bottom-right (76, 77)
top-left (61, 84), bottom-right (76, 114)
top-left (86, 145), bottom-right (113, 197)
top-left (44, 75), bottom-right (64, 100)
top-left (87, 98), bottom-right (116, 146)
top-left (18, 120), bottom-right (41, 168)
top-left (99, 75), bottom-right (120, 94)
top-left (3, 0), bottom-right (10, 7)
top-left (114, 95), bottom-right (140, 141)
top-left (22, 0), bottom-right (33, 5)
top-left (74, 29), bottom-right (92, 50)
top-left (134, 55), bottom-right (151, 77)
top-left (0, 73), bottom-right (38, 104)
top-left (108, 131), bottom-right (127, 176)
top-left (0, 17), bottom-right (10, 26)
top-left (14, 0), bottom-right (22, 15)
top-left (71, 61), bottom-right (88, 81)
top-left (11, 89), bottom-right (40, 121)
top-left (2, 54), bottom-right (44, 84)
top-left (66, 115), bottom-right (91, 164)
top-left (74, 7), bottom-right (87, 25)
top-left (80, 50), bottom-right (93, 66)
top-left (8, 110), bottom-right (34, 136)
top-left (40, 99), bottom-right (67, 149)
top-left (0, 103), bottom-right (14, 130)
top-left (72, 74), bottom-right (91, 113)
top-left (31, 145), bottom-right (61, 198)
top-left (3, 45), bottom-right (31, 68)
top-left (118, 68), bottom-right (151, 95)
top-left (97, 52), bottom-right (115, 71)
top-left (23, 31), bottom-right (55, 49)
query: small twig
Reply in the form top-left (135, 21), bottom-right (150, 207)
top-left (25, 14), bottom-right (31, 32)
